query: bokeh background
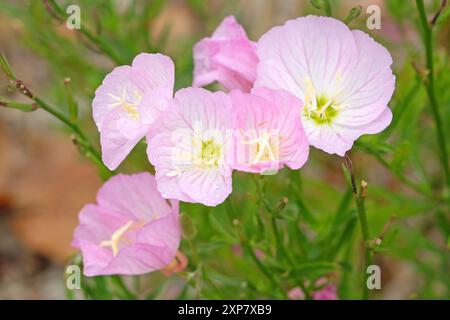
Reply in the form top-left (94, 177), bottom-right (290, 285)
top-left (0, 0), bottom-right (449, 299)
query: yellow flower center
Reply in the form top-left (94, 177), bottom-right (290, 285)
top-left (99, 220), bottom-right (134, 256)
top-left (108, 86), bottom-right (141, 120)
top-left (244, 130), bottom-right (280, 164)
top-left (302, 79), bottom-right (339, 125)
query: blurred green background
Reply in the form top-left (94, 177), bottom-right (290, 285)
top-left (0, 0), bottom-right (449, 299)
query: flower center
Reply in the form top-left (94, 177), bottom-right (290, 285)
top-left (302, 79), bottom-right (339, 125)
top-left (198, 138), bottom-right (222, 167)
top-left (100, 220), bottom-right (134, 256)
top-left (305, 95), bottom-right (339, 125)
top-left (108, 86), bottom-right (141, 120)
top-left (244, 131), bottom-right (280, 164)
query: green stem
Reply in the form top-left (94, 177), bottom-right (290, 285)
top-left (323, 0), bottom-right (332, 16)
top-left (416, 0), bottom-right (450, 191)
top-left (254, 176), bottom-right (292, 262)
top-left (343, 156), bottom-right (372, 300)
top-left (109, 276), bottom-right (136, 299)
top-left (230, 204), bottom-right (286, 298)
top-left (47, 0), bottom-right (124, 65)
top-left (33, 97), bottom-right (114, 180)
top-left (356, 141), bottom-right (433, 198)
top-left (270, 217), bottom-right (283, 257)
top-left (354, 184), bottom-right (372, 300)
top-left (241, 238), bottom-right (284, 297)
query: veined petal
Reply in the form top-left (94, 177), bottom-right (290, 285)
top-left (93, 53), bottom-right (175, 169)
top-left (72, 173), bottom-right (181, 276)
top-left (255, 15), bottom-right (395, 155)
top-left (231, 88), bottom-right (309, 173)
top-left (96, 173), bottom-right (173, 222)
top-left (193, 16), bottom-right (258, 92)
top-left (147, 87), bottom-right (234, 206)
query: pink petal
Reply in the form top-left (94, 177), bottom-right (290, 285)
top-left (92, 65), bottom-right (136, 130)
top-left (93, 53), bottom-right (175, 169)
top-left (255, 15), bottom-right (395, 155)
top-left (131, 53), bottom-right (174, 97)
top-left (147, 88), bottom-right (234, 206)
top-left (178, 167), bottom-right (232, 206)
top-left (230, 88), bottom-right (309, 173)
top-left (99, 108), bottom-right (149, 170)
top-left (193, 16), bottom-right (258, 92)
top-left (72, 173), bottom-right (181, 276)
top-left (96, 173), bottom-right (173, 222)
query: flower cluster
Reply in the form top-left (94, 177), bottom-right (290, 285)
top-left (73, 15), bottom-right (394, 276)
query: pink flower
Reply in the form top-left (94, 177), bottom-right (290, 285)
top-left (93, 53), bottom-right (174, 170)
top-left (72, 172), bottom-right (180, 276)
top-left (255, 16), bottom-right (395, 156)
top-left (313, 284), bottom-right (339, 300)
top-left (288, 287), bottom-right (305, 300)
top-left (230, 88), bottom-right (309, 173)
top-left (147, 87), bottom-right (234, 206)
top-left (193, 16), bottom-right (258, 92)
top-left (288, 282), bottom-right (339, 300)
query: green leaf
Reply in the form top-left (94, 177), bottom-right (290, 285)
top-left (0, 53), bottom-right (16, 80)
top-left (64, 78), bottom-right (78, 122)
top-left (0, 97), bottom-right (36, 112)
top-left (343, 5), bottom-right (362, 25)
top-left (289, 261), bottom-right (340, 278)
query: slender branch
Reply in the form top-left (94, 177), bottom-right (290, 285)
top-left (355, 181), bottom-right (372, 300)
top-left (343, 155), bottom-right (372, 300)
top-left (109, 276), bottom-right (136, 299)
top-left (1, 54), bottom-right (114, 180)
top-left (233, 219), bottom-right (285, 298)
top-left (416, 0), bottom-right (450, 191)
top-left (356, 141), bottom-right (434, 198)
top-left (45, 0), bottom-right (125, 65)
top-left (32, 95), bottom-right (113, 180)
top-left (323, 0), bottom-right (332, 16)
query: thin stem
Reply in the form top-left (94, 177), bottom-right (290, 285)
top-left (416, 0), bottom-right (450, 191)
top-left (270, 217), bottom-right (283, 257)
top-left (33, 97), bottom-right (114, 180)
top-left (229, 204), bottom-right (286, 298)
top-left (109, 276), bottom-right (136, 299)
top-left (253, 176), bottom-right (292, 262)
top-left (343, 155), bottom-right (372, 300)
top-left (354, 183), bottom-right (372, 300)
top-left (46, 0), bottom-right (124, 65)
top-left (323, 0), bottom-right (332, 16)
top-left (356, 140), bottom-right (434, 198)
top-left (240, 236), bottom-right (285, 297)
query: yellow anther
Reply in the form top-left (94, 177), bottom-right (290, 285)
top-left (100, 220), bottom-right (134, 256)
top-left (107, 86), bottom-right (141, 120)
top-left (244, 131), bottom-right (278, 164)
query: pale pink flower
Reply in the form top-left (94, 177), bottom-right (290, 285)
top-left (288, 281), bottom-right (339, 300)
top-left (72, 172), bottom-right (180, 276)
top-left (93, 53), bottom-right (174, 169)
top-left (193, 16), bottom-right (258, 92)
top-left (231, 88), bottom-right (309, 173)
top-left (313, 284), bottom-right (339, 300)
top-left (147, 87), bottom-right (234, 207)
top-left (288, 287), bottom-right (305, 300)
top-left (255, 16), bottom-right (395, 156)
